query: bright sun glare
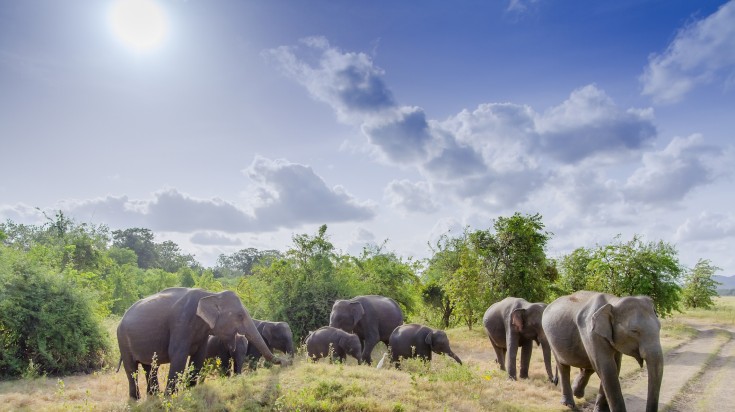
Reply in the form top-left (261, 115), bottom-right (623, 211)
top-left (108, 0), bottom-right (169, 53)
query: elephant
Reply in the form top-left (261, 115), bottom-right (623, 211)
top-left (305, 326), bottom-right (363, 364)
top-left (542, 291), bottom-right (663, 412)
top-left (116, 287), bottom-right (287, 399)
top-left (389, 324), bottom-right (462, 367)
top-left (482, 297), bottom-right (556, 383)
top-left (329, 295), bottom-right (403, 365)
top-left (244, 320), bottom-right (295, 369)
top-left (204, 335), bottom-right (248, 375)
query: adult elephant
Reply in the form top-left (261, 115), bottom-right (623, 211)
top-left (205, 335), bottom-right (248, 375)
top-left (329, 295), bottom-right (403, 365)
top-left (117, 287), bottom-right (287, 399)
top-left (389, 324), bottom-right (462, 368)
top-left (305, 326), bottom-right (363, 364)
top-left (482, 297), bottom-right (556, 383)
top-left (244, 320), bottom-right (295, 369)
top-left (542, 291), bottom-right (663, 412)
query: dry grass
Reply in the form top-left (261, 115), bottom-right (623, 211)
top-left (2, 298), bottom-right (732, 411)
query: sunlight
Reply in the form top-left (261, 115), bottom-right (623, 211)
top-left (108, 0), bottom-right (169, 53)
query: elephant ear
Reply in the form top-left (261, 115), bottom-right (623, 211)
top-left (350, 301), bottom-right (365, 325)
top-left (592, 303), bottom-right (614, 346)
top-left (196, 295), bottom-right (221, 329)
top-left (511, 308), bottom-right (526, 333)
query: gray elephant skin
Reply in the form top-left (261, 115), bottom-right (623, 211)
top-left (542, 291), bottom-right (663, 412)
top-left (329, 295), bottom-right (403, 365)
top-left (389, 324), bottom-right (462, 367)
top-left (244, 320), bottom-right (295, 369)
top-left (305, 326), bottom-right (363, 364)
top-left (483, 297), bottom-right (555, 383)
top-left (205, 334), bottom-right (248, 375)
top-left (117, 287), bottom-right (285, 399)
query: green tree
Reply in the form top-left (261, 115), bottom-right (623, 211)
top-left (247, 225), bottom-right (357, 341)
top-left (155, 240), bottom-right (197, 273)
top-left (474, 212), bottom-right (552, 303)
top-left (586, 235), bottom-right (683, 317)
top-left (681, 259), bottom-right (721, 309)
top-left (346, 242), bottom-right (420, 315)
top-left (112, 228), bottom-right (158, 269)
top-left (556, 247), bottom-right (593, 295)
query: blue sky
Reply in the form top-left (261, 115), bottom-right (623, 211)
top-left (1, 0), bottom-right (734, 274)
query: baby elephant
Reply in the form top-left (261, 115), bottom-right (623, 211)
top-left (305, 326), bottom-right (363, 364)
top-left (389, 324), bottom-right (462, 367)
top-left (205, 335), bottom-right (249, 375)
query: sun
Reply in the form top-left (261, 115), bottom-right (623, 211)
top-left (108, 0), bottom-right (169, 53)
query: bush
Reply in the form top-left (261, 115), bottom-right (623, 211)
top-left (0, 252), bottom-right (108, 377)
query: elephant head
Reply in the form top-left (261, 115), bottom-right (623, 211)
top-left (261, 321), bottom-right (295, 357)
top-left (426, 330), bottom-right (462, 365)
top-left (511, 303), bottom-right (555, 382)
top-left (340, 333), bottom-right (363, 364)
top-left (329, 300), bottom-right (364, 333)
top-left (592, 296), bottom-right (662, 412)
top-left (196, 291), bottom-right (287, 366)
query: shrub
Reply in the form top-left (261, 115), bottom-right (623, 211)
top-left (0, 253), bottom-right (108, 377)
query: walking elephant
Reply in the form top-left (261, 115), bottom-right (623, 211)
top-left (329, 295), bottom-right (403, 365)
top-left (244, 320), bottom-right (295, 369)
top-left (205, 335), bottom-right (248, 375)
top-left (482, 297), bottom-right (556, 383)
top-left (542, 291), bottom-right (663, 412)
top-left (389, 324), bottom-right (462, 368)
top-left (116, 287), bottom-right (288, 399)
top-left (305, 326), bottom-right (363, 364)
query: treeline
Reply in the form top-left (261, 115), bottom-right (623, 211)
top-left (0, 211), bottom-right (720, 377)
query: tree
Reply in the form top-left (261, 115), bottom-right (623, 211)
top-left (155, 240), bottom-right (196, 273)
top-left (474, 213), bottom-right (552, 303)
top-left (586, 235), bottom-right (683, 317)
top-left (246, 225), bottom-right (357, 341)
top-left (556, 247), bottom-right (593, 295)
top-left (112, 228), bottom-right (158, 269)
top-left (681, 259), bottom-right (721, 309)
top-left (214, 247), bottom-right (282, 278)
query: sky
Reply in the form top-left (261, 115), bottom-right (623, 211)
top-left (1, 0), bottom-right (734, 274)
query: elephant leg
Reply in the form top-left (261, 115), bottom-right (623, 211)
top-left (572, 368), bottom-right (595, 398)
top-left (362, 338), bottom-right (378, 365)
top-left (491, 342), bottom-right (505, 370)
top-left (124, 360), bottom-right (140, 400)
top-left (141, 364), bottom-right (159, 395)
top-left (519, 340), bottom-right (533, 379)
top-left (506, 333), bottom-right (520, 380)
top-left (190, 348), bottom-right (207, 386)
top-left (558, 363), bottom-right (576, 409)
top-left (594, 352), bottom-right (624, 412)
top-left (165, 356), bottom-right (188, 395)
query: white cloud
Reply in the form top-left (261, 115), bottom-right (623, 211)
top-left (361, 106), bottom-right (434, 164)
top-left (385, 180), bottom-right (438, 214)
top-left (537, 85), bottom-right (657, 163)
top-left (190, 231), bottom-right (243, 246)
top-left (640, 1), bottom-right (735, 103)
top-left (624, 134), bottom-right (726, 204)
top-left (675, 211), bottom-right (735, 242)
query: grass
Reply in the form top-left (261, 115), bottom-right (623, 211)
top-left (1, 297), bottom-right (732, 411)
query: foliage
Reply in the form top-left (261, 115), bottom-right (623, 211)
top-left (0, 246), bottom-right (108, 377)
top-left (585, 235), bottom-right (683, 317)
top-left (681, 259), bottom-right (721, 309)
top-left (343, 241), bottom-right (421, 316)
top-left (245, 225), bottom-right (359, 341)
top-left (555, 247), bottom-right (594, 295)
top-left (214, 247), bottom-right (282, 278)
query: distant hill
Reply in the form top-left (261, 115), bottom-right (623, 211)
top-left (715, 275), bottom-right (735, 296)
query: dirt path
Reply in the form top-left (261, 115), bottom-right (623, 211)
top-left (622, 324), bottom-right (731, 411)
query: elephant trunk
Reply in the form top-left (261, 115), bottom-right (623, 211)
top-left (539, 335), bottom-right (556, 384)
top-left (645, 345), bottom-right (663, 412)
top-left (448, 351), bottom-right (462, 365)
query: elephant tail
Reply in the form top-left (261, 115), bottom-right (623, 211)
top-left (116, 357), bottom-right (122, 373)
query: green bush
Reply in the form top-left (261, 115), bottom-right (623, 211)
top-left (0, 252), bottom-right (108, 377)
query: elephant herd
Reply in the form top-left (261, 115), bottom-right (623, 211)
top-left (117, 288), bottom-right (663, 412)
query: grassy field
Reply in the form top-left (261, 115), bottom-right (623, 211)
top-left (1, 297), bottom-right (733, 412)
